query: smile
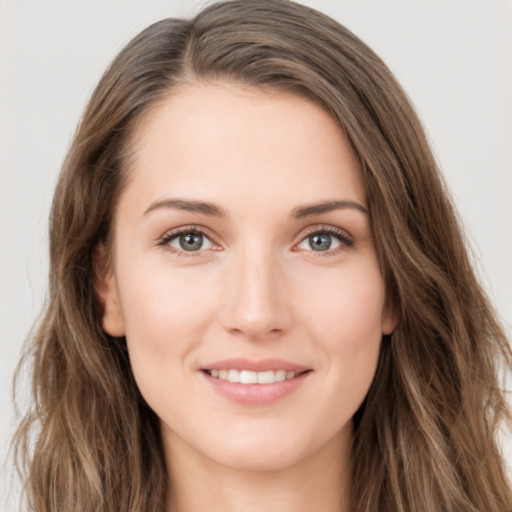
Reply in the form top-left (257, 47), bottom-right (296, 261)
top-left (201, 359), bottom-right (312, 405)
top-left (204, 369), bottom-right (306, 384)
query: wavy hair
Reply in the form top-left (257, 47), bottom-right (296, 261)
top-left (12, 1), bottom-right (512, 511)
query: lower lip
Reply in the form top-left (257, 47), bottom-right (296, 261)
top-left (202, 371), bottom-right (311, 405)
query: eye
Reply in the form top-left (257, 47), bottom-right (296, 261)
top-left (296, 228), bottom-right (353, 253)
top-left (160, 228), bottom-right (216, 254)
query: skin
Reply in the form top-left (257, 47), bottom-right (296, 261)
top-left (98, 82), bottom-right (397, 512)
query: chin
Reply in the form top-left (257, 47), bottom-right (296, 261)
top-left (210, 441), bottom-right (309, 473)
top-left (201, 424), bottom-right (344, 473)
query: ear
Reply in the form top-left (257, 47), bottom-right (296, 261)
top-left (93, 244), bottom-right (126, 337)
top-left (381, 299), bottom-right (399, 336)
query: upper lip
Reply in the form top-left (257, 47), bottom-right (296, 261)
top-left (201, 358), bottom-right (310, 372)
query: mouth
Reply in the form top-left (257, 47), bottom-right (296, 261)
top-left (202, 368), bottom-right (311, 384)
top-left (200, 358), bottom-right (312, 405)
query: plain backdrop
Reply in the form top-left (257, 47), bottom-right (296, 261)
top-left (1, 0), bottom-right (511, 507)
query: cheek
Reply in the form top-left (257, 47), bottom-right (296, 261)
top-left (296, 260), bottom-right (385, 389)
top-left (120, 258), bottom-right (216, 332)
top-left (116, 262), bottom-right (218, 390)
top-left (298, 259), bottom-right (386, 340)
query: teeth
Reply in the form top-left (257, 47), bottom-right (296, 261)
top-left (275, 369), bottom-right (286, 382)
top-left (257, 370), bottom-right (274, 384)
top-left (207, 369), bottom-right (299, 384)
top-left (227, 369), bottom-right (240, 383)
top-left (240, 370), bottom-right (258, 384)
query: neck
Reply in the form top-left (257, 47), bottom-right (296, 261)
top-left (163, 425), bottom-right (352, 512)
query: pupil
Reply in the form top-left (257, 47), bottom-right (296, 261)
top-left (309, 233), bottom-right (331, 251)
top-left (180, 232), bottom-right (203, 251)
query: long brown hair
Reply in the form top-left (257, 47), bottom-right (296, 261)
top-left (12, 1), bottom-right (512, 511)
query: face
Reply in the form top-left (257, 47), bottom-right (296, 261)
top-left (99, 83), bottom-right (396, 474)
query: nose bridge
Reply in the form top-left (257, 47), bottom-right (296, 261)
top-left (221, 240), bottom-right (291, 338)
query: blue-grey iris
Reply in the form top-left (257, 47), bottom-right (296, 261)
top-left (180, 232), bottom-right (203, 251)
top-left (309, 233), bottom-right (331, 251)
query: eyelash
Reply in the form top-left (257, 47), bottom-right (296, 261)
top-left (157, 225), bottom-right (216, 257)
top-left (157, 224), bottom-right (354, 257)
top-left (297, 225), bottom-right (354, 257)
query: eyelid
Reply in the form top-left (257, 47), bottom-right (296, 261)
top-left (157, 224), bottom-right (221, 256)
top-left (293, 224), bottom-right (354, 255)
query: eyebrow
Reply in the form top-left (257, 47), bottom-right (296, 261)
top-left (143, 198), bottom-right (368, 218)
top-left (144, 198), bottom-right (226, 217)
top-left (291, 200), bottom-right (368, 218)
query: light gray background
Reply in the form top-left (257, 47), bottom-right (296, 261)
top-left (1, 0), bottom-right (511, 507)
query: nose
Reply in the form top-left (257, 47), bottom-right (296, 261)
top-left (220, 247), bottom-right (293, 340)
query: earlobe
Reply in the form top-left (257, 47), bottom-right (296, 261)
top-left (93, 244), bottom-right (126, 337)
top-left (382, 301), bottom-right (399, 336)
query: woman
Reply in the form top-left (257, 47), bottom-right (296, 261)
top-left (12, 1), bottom-right (512, 511)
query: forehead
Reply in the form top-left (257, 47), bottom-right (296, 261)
top-left (123, 82), bottom-right (366, 215)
